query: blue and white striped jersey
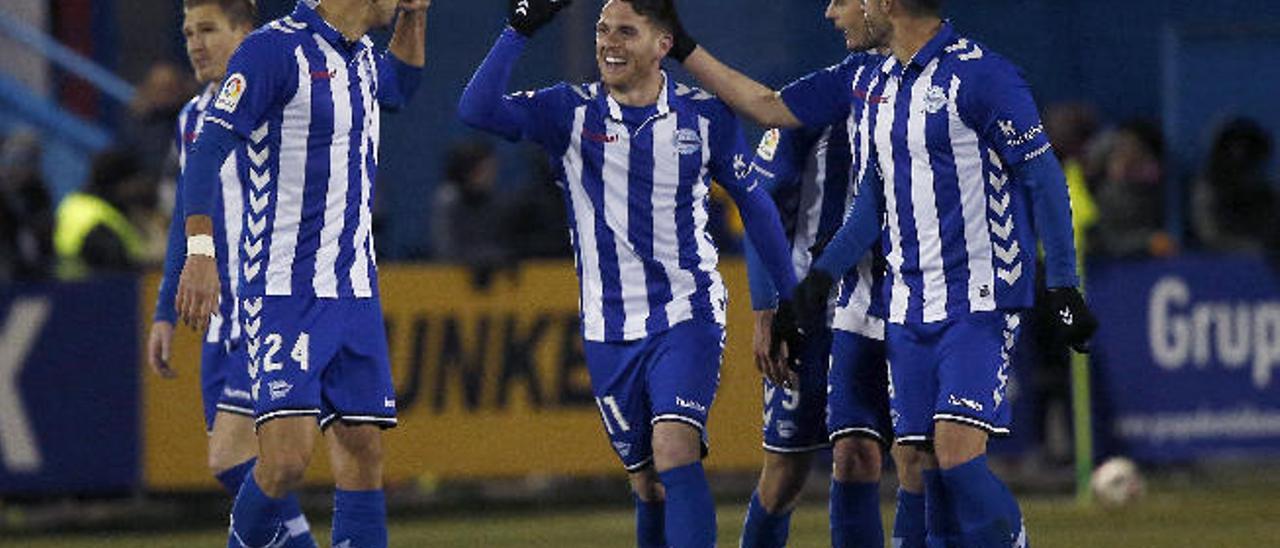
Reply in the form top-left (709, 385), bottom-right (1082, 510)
top-left (749, 118), bottom-right (885, 340)
top-left (202, 1), bottom-right (413, 300)
top-left (155, 84), bottom-right (244, 344)
top-left (502, 76), bottom-right (754, 342)
top-left (787, 24), bottom-right (1051, 324)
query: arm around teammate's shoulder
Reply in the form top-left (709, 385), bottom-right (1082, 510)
top-left (681, 48), bottom-right (801, 129)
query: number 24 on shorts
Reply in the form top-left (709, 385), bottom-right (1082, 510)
top-left (260, 332), bottom-right (310, 372)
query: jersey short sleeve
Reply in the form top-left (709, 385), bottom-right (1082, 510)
top-left (779, 55), bottom-right (860, 129)
top-left (957, 57), bottom-right (1052, 167)
top-left (205, 31), bottom-right (296, 139)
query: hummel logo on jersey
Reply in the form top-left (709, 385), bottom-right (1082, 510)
top-left (948, 394), bottom-right (984, 412)
top-left (515, 0), bottom-right (530, 16)
top-left (676, 396), bottom-right (706, 413)
top-left (1059, 307), bottom-right (1074, 326)
top-left (581, 128), bottom-right (618, 143)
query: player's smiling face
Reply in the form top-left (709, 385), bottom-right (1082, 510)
top-left (595, 1), bottom-right (671, 92)
top-left (183, 5), bottom-right (249, 85)
top-left (826, 0), bottom-right (875, 51)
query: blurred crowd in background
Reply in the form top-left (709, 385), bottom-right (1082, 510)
top-left (3, 59), bottom-right (1276, 283)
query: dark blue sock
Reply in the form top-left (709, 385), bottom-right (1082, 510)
top-left (279, 496), bottom-right (316, 548)
top-left (658, 462), bottom-right (716, 548)
top-left (740, 491), bottom-right (791, 548)
top-left (332, 489), bottom-right (387, 548)
top-left (923, 469), bottom-right (957, 548)
top-left (940, 455), bottom-right (1014, 548)
top-left (215, 458), bottom-right (256, 495)
top-left (228, 473), bottom-right (287, 548)
top-left (997, 481), bottom-right (1027, 548)
top-left (829, 479), bottom-right (883, 548)
top-left (634, 495), bottom-right (666, 548)
top-left (893, 489), bottom-right (927, 548)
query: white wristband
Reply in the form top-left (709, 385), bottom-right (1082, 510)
top-left (186, 234), bottom-right (216, 258)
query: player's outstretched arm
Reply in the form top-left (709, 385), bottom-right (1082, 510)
top-left (664, 1), bottom-right (800, 129)
top-left (458, 0), bottom-right (570, 139)
top-left (795, 167), bottom-right (882, 332)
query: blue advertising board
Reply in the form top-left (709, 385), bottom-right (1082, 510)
top-left (0, 277), bottom-right (139, 495)
top-left (1089, 254), bottom-right (1280, 461)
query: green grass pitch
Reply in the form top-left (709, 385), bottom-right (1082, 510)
top-left (16, 485), bottom-right (1279, 547)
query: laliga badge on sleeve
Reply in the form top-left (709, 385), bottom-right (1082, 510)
top-left (215, 73), bottom-right (247, 113)
top-left (757, 128), bottom-right (780, 162)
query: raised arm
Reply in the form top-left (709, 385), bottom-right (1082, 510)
top-left (663, 4), bottom-right (800, 128)
top-left (379, 0), bottom-right (431, 110)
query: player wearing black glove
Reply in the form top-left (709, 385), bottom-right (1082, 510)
top-left (790, 269), bottom-right (835, 337)
top-left (768, 300), bottom-right (805, 376)
top-left (509, 0), bottom-right (572, 37)
top-left (1043, 286), bottom-right (1098, 353)
top-left (661, 0), bottom-right (698, 61)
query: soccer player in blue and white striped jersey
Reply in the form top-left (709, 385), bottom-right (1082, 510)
top-left (459, 1), bottom-right (802, 546)
top-left (669, 0), bottom-right (1095, 546)
top-left (175, 1), bottom-right (429, 546)
top-left (148, 3), bottom-right (316, 545)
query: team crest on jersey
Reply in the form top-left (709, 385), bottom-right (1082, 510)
top-left (674, 128), bottom-right (702, 155)
top-left (756, 128), bottom-right (780, 162)
top-left (215, 73), bottom-right (247, 113)
top-left (924, 85), bottom-right (949, 114)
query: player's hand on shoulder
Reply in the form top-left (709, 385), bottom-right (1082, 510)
top-left (176, 254), bottom-right (220, 334)
top-left (1044, 286), bottom-right (1098, 354)
top-left (508, 0), bottom-right (572, 37)
top-left (147, 321), bottom-right (176, 379)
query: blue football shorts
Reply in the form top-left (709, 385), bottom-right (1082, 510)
top-left (886, 311), bottom-right (1022, 444)
top-left (760, 327), bottom-right (832, 453)
top-left (199, 336), bottom-right (254, 431)
top-left (243, 295), bottom-right (397, 430)
top-left (584, 318), bottom-right (725, 472)
top-left (826, 329), bottom-right (892, 446)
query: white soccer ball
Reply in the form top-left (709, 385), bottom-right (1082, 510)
top-left (1090, 456), bottom-right (1145, 506)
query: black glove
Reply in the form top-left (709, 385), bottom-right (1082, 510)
top-left (664, 0), bottom-right (698, 62)
top-left (792, 270), bottom-right (835, 336)
top-left (509, 0), bottom-right (572, 37)
top-left (770, 300), bottom-right (804, 369)
top-left (1044, 287), bottom-right (1098, 353)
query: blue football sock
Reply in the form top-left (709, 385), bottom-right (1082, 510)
top-left (279, 497), bottom-right (316, 548)
top-left (923, 469), bottom-right (957, 548)
top-left (829, 479), bottom-right (883, 548)
top-left (332, 489), bottom-right (387, 548)
top-left (893, 488), bottom-right (927, 548)
top-left (740, 490), bottom-right (791, 548)
top-left (997, 481), bottom-right (1027, 548)
top-left (228, 473), bottom-right (287, 548)
top-left (215, 458), bottom-right (256, 495)
top-left (940, 455), bottom-right (1014, 548)
top-left (658, 462), bottom-right (716, 548)
top-left (634, 495), bottom-right (666, 548)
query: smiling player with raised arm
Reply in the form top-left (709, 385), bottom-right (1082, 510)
top-left (174, 0), bottom-right (430, 546)
top-left (458, 1), bottom-right (803, 546)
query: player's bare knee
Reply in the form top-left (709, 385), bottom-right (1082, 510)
top-left (933, 421), bottom-right (987, 470)
top-left (629, 468), bottom-right (665, 502)
top-left (891, 444), bottom-right (928, 493)
top-left (651, 421), bottom-right (701, 472)
top-left (757, 452), bottom-right (810, 512)
top-left (255, 453), bottom-right (309, 495)
top-left (831, 437), bottom-right (882, 483)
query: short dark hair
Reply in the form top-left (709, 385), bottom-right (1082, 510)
top-left (615, 0), bottom-right (678, 35)
top-left (900, 0), bottom-right (943, 16)
top-left (183, 0), bottom-right (257, 30)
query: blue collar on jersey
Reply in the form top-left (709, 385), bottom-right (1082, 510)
top-left (292, 0), bottom-right (374, 54)
top-left (882, 20), bottom-right (957, 76)
top-left (599, 70), bottom-right (674, 122)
